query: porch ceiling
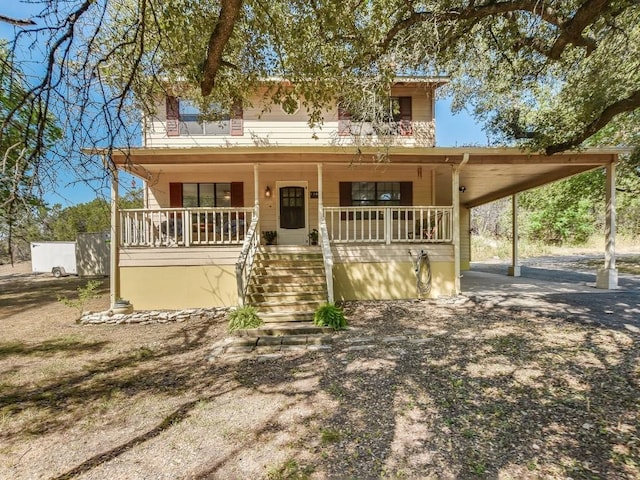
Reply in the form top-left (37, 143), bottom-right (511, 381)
top-left (110, 146), bottom-right (622, 208)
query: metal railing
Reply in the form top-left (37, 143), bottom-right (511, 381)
top-left (119, 207), bottom-right (254, 247)
top-left (235, 207), bottom-right (260, 306)
top-left (323, 206), bottom-right (453, 244)
top-left (318, 214), bottom-right (334, 304)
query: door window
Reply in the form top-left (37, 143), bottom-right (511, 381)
top-left (280, 187), bottom-right (305, 229)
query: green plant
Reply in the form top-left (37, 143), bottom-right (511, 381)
top-left (266, 459), bottom-right (313, 480)
top-left (227, 305), bottom-right (263, 332)
top-left (263, 230), bottom-right (277, 245)
top-left (313, 303), bottom-right (347, 330)
top-left (308, 228), bottom-right (319, 245)
top-left (57, 280), bottom-right (103, 321)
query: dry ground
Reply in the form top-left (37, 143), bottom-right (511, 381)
top-left (0, 263), bottom-right (638, 479)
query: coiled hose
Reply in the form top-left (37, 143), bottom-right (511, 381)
top-left (409, 249), bottom-right (432, 297)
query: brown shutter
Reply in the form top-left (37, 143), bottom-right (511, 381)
top-left (230, 182), bottom-right (244, 207)
top-left (339, 182), bottom-right (352, 220)
top-left (339, 182), bottom-right (352, 206)
top-left (169, 183), bottom-right (183, 207)
top-left (166, 96), bottom-right (180, 137)
top-left (398, 97), bottom-right (412, 136)
top-left (230, 101), bottom-right (243, 136)
top-left (399, 182), bottom-right (412, 206)
top-left (399, 181), bottom-right (413, 220)
top-left (338, 102), bottom-right (351, 136)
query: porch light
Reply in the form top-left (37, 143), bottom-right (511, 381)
top-left (265, 185), bottom-right (272, 198)
top-left (459, 186), bottom-right (466, 193)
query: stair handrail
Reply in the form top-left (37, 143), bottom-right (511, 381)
top-left (319, 208), bottom-right (334, 304)
top-left (235, 206), bottom-right (260, 305)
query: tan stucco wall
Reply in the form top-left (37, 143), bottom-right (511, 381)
top-left (120, 265), bottom-right (237, 310)
top-left (333, 261), bottom-right (456, 300)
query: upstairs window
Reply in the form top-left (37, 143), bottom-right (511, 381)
top-left (338, 96), bottom-right (412, 137)
top-left (166, 97), bottom-right (243, 137)
top-left (180, 101), bottom-right (230, 136)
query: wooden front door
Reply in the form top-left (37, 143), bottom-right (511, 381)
top-left (277, 182), bottom-right (308, 245)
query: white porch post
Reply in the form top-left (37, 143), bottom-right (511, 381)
top-left (451, 153), bottom-right (469, 295)
top-left (452, 166), bottom-right (461, 295)
top-left (508, 194), bottom-right (521, 277)
top-left (596, 162), bottom-right (618, 289)
top-left (317, 163), bottom-right (323, 220)
top-left (254, 164), bottom-right (259, 207)
top-left (109, 163), bottom-right (119, 308)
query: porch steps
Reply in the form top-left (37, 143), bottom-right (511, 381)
top-left (247, 246), bottom-right (328, 326)
top-left (236, 322), bottom-right (333, 337)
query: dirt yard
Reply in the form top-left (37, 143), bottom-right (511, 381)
top-left (0, 262), bottom-right (638, 479)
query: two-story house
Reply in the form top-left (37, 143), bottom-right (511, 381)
top-left (106, 77), bottom-right (621, 314)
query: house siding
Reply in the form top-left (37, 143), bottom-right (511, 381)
top-left (120, 265), bottom-right (237, 309)
top-left (460, 207), bottom-right (471, 270)
top-left (332, 243), bottom-right (455, 300)
top-left (144, 86), bottom-right (436, 148)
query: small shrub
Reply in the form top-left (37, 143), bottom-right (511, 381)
top-left (227, 305), bottom-right (263, 332)
top-left (58, 280), bottom-right (103, 321)
top-left (313, 303), bottom-right (347, 330)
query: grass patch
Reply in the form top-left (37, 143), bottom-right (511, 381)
top-left (266, 459), bottom-right (314, 480)
top-left (578, 255), bottom-right (640, 275)
top-left (227, 305), bottom-right (263, 332)
top-left (320, 428), bottom-right (343, 445)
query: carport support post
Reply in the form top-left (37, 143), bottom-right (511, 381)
top-left (596, 162), bottom-right (618, 289)
top-left (109, 165), bottom-right (120, 308)
top-left (508, 194), bottom-right (521, 277)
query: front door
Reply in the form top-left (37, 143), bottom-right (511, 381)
top-left (277, 182), bottom-right (308, 245)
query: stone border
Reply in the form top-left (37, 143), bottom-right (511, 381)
top-left (80, 307), bottom-right (228, 325)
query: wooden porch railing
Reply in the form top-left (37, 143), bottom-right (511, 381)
top-left (119, 207), bottom-right (255, 247)
top-left (323, 206), bottom-right (453, 244)
top-left (235, 207), bottom-right (260, 306)
top-left (318, 213), bottom-right (334, 304)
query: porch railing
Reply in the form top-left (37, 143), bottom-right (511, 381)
top-left (318, 213), bottom-right (334, 304)
top-left (323, 206), bottom-right (453, 244)
top-left (235, 207), bottom-right (260, 305)
top-left (119, 207), bottom-right (255, 247)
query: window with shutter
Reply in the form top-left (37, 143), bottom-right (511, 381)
top-left (338, 102), bottom-right (351, 136)
top-left (168, 183), bottom-right (243, 207)
top-left (230, 101), bottom-right (244, 136)
top-left (166, 97), bottom-right (243, 136)
top-left (166, 97), bottom-right (180, 137)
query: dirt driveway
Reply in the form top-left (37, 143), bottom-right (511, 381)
top-left (1, 260), bottom-right (638, 479)
top-left (466, 253), bottom-right (640, 332)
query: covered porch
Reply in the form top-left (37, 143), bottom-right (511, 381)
top-left (107, 146), bottom-right (623, 309)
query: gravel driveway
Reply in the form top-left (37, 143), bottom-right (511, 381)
top-left (465, 253), bottom-right (640, 332)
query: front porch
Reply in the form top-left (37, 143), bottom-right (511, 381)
top-left (119, 205), bottom-right (454, 247)
top-left (108, 146), bottom-right (623, 310)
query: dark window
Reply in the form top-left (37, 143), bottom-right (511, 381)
top-left (352, 182), bottom-right (401, 206)
top-left (182, 183), bottom-right (231, 207)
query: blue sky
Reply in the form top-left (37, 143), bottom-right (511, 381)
top-left (1, 2), bottom-right (487, 207)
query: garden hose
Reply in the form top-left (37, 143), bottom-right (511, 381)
top-left (409, 249), bottom-right (432, 297)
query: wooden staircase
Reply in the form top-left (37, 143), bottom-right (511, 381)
top-left (246, 245), bottom-right (329, 333)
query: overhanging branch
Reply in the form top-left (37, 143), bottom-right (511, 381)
top-left (545, 90), bottom-right (640, 154)
top-left (200, 0), bottom-right (244, 97)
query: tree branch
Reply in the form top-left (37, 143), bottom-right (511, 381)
top-left (200, 0), bottom-right (244, 97)
top-left (0, 14), bottom-right (36, 26)
top-left (548, 0), bottom-right (612, 59)
top-left (545, 90), bottom-right (640, 154)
